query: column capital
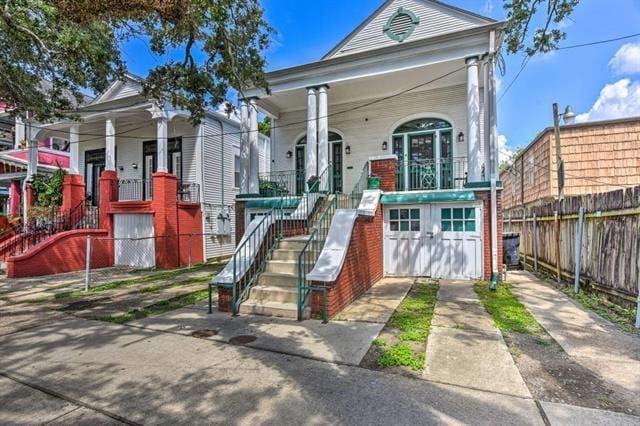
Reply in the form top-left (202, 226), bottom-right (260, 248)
top-left (306, 86), bottom-right (318, 94)
top-left (465, 55), bottom-right (480, 65)
top-left (147, 103), bottom-right (168, 120)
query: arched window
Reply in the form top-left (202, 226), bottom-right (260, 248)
top-left (393, 118), bottom-right (452, 134)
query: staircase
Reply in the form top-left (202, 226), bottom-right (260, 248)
top-left (239, 235), bottom-right (312, 319)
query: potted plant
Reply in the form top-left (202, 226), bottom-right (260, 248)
top-left (367, 173), bottom-right (381, 189)
top-left (307, 175), bottom-right (320, 193)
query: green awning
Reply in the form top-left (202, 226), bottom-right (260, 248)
top-left (246, 198), bottom-right (300, 209)
top-left (381, 191), bottom-right (476, 204)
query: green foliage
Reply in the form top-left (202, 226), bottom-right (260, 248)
top-left (30, 167), bottom-right (65, 207)
top-left (0, 0), bottom-right (272, 123)
top-left (563, 287), bottom-right (638, 335)
top-left (258, 116), bottom-right (271, 137)
top-left (504, 0), bottom-right (580, 56)
top-left (378, 343), bottom-right (425, 371)
top-left (389, 280), bottom-right (438, 342)
top-left (474, 281), bottom-right (544, 335)
top-left (259, 178), bottom-right (289, 197)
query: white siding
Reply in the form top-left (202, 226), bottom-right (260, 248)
top-left (328, 0), bottom-right (488, 59)
top-left (273, 84), bottom-right (483, 191)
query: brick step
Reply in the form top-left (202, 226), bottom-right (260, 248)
top-left (239, 300), bottom-right (310, 320)
top-left (248, 286), bottom-right (298, 304)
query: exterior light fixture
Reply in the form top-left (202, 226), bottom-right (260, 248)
top-left (345, 145), bottom-right (351, 155)
top-left (562, 105), bottom-right (576, 124)
top-left (131, 163), bottom-right (138, 170)
top-left (382, 141), bottom-right (388, 151)
top-left (457, 132), bottom-right (465, 143)
top-left (118, 165), bottom-right (124, 171)
top-left (286, 150), bottom-right (292, 159)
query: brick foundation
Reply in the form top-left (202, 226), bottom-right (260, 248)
top-left (370, 156), bottom-right (398, 192)
top-left (235, 199), bottom-right (246, 245)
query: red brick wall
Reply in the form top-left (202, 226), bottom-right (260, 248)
top-left (370, 157), bottom-right (398, 192)
top-left (476, 190), bottom-right (504, 280)
top-left (177, 202), bottom-right (204, 265)
top-left (235, 199), bottom-right (246, 245)
top-left (151, 172), bottom-right (180, 269)
top-left (7, 230), bottom-right (111, 278)
top-left (62, 174), bottom-right (85, 212)
top-left (311, 204), bottom-right (384, 317)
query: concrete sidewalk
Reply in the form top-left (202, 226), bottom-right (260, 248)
top-left (423, 280), bottom-right (532, 398)
top-left (509, 271), bottom-right (640, 395)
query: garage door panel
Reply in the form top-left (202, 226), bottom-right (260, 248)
top-left (114, 214), bottom-right (155, 269)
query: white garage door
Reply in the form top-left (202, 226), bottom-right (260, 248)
top-left (113, 214), bottom-right (155, 269)
top-left (384, 204), bottom-right (482, 279)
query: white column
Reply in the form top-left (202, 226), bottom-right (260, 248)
top-left (105, 118), bottom-right (116, 171)
top-left (156, 115), bottom-right (168, 173)
top-left (239, 99), bottom-right (250, 194)
top-left (26, 136), bottom-right (37, 181)
top-left (248, 98), bottom-right (259, 194)
top-left (466, 56), bottom-right (482, 182)
top-left (69, 124), bottom-right (80, 175)
top-left (317, 85), bottom-right (329, 190)
top-left (489, 56), bottom-right (499, 180)
top-left (14, 117), bottom-right (25, 149)
top-left (306, 87), bottom-right (318, 183)
top-left (483, 59), bottom-right (491, 181)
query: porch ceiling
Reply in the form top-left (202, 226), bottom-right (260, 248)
top-left (256, 58), bottom-right (468, 115)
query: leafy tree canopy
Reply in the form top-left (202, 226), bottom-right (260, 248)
top-left (0, 0), bottom-right (272, 123)
top-left (504, 0), bottom-right (580, 56)
top-left (258, 116), bottom-right (271, 137)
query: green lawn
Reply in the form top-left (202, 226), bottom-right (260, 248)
top-left (375, 279), bottom-right (438, 371)
top-left (474, 281), bottom-right (544, 336)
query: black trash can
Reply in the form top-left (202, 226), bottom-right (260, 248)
top-left (503, 232), bottom-right (520, 267)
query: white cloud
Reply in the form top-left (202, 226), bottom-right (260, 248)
top-left (575, 78), bottom-right (640, 123)
top-left (608, 42), bottom-right (640, 75)
top-left (498, 134), bottom-right (513, 164)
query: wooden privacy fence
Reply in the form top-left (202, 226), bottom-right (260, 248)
top-left (504, 185), bottom-right (640, 307)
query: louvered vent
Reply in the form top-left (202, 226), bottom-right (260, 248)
top-left (383, 8), bottom-right (420, 42)
top-left (390, 13), bottom-right (413, 35)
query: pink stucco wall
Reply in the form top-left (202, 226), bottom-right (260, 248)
top-left (7, 149), bottom-right (70, 169)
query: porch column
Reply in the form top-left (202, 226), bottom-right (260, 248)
top-left (69, 124), bottom-right (80, 175)
top-left (156, 111), bottom-right (169, 173)
top-left (488, 55), bottom-right (499, 180)
top-left (239, 99), bottom-right (250, 194)
top-left (466, 56), bottom-right (482, 183)
top-left (248, 97), bottom-right (259, 194)
top-left (105, 118), bottom-right (116, 171)
top-left (306, 87), bottom-right (318, 184)
top-left (482, 59), bottom-right (491, 181)
top-left (9, 180), bottom-right (20, 217)
top-left (317, 85), bottom-right (329, 191)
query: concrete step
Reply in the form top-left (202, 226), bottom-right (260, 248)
top-left (257, 272), bottom-right (297, 288)
top-left (277, 236), bottom-right (310, 251)
top-left (271, 249), bottom-right (303, 261)
top-left (265, 260), bottom-right (312, 275)
top-left (248, 286), bottom-right (298, 304)
top-left (239, 300), bottom-right (310, 320)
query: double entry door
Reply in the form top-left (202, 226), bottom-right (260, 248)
top-left (294, 141), bottom-right (343, 195)
top-left (393, 130), bottom-right (454, 190)
top-left (383, 203), bottom-right (482, 279)
top-left (142, 138), bottom-right (182, 199)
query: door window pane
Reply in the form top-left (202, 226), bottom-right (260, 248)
top-left (441, 207), bottom-right (477, 232)
top-left (442, 208), bottom-right (451, 219)
top-left (410, 209), bottom-right (420, 219)
top-left (453, 208), bottom-right (463, 219)
top-left (400, 209), bottom-right (409, 220)
top-left (390, 209), bottom-right (398, 220)
top-left (410, 221), bottom-right (420, 231)
top-left (442, 221), bottom-right (452, 231)
top-left (453, 221), bottom-right (464, 232)
top-left (400, 221), bottom-right (409, 231)
top-left (465, 220), bottom-right (476, 232)
top-left (465, 208), bottom-right (475, 219)
top-left (390, 221), bottom-right (399, 231)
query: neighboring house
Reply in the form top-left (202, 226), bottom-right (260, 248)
top-left (214, 0), bottom-right (505, 320)
top-left (2, 73), bottom-right (270, 277)
top-left (500, 116), bottom-right (640, 211)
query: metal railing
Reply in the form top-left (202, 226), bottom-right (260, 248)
top-left (118, 179), bottom-right (153, 201)
top-left (396, 157), bottom-right (468, 191)
top-left (0, 203), bottom-right (100, 261)
top-left (177, 182), bottom-right (200, 203)
top-left (259, 170), bottom-right (305, 197)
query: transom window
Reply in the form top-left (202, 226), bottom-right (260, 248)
top-left (441, 207), bottom-right (476, 232)
top-left (394, 118), bottom-right (452, 134)
top-left (389, 208), bottom-right (420, 231)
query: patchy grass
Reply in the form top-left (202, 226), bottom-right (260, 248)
top-left (474, 281), bottom-right (544, 336)
top-left (89, 289), bottom-right (211, 324)
top-left (361, 279), bottom-right (438, 374)
top-left (563, 287), bottom-right (638, 335)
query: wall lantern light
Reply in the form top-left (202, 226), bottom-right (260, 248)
top-left (286, 150), bottom-right (292, 159)
top-left (382, 140), bottom-right (388, 151)
top-left (131, 163), bottom-right (138, 170)
top-left (345, 145), bottom-right (351, 155)
top-left (457, 132), bottom-right (465, 143)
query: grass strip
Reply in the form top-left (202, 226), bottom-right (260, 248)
top-left (89, 289), bottom-right (211, 324)
top-left (562, 287), bottom-right (638, 335)
top-left (376, 279), bottom-right (438, 371)
top-left (474, 281), bottom-right (544, 336)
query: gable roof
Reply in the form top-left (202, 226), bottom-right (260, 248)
top-left (323, 0), bottom-right (496, 59)
top-left (89, 73), bottom-right (144, 105)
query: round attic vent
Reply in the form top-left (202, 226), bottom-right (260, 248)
top-left (383, 7), bottom-right (420, 42)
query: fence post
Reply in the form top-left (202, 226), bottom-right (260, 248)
top-left (85, 235), bottom-right (91, 292)
top-left (533, 213), bottom-right (538, 271)
top-left (521, 209), bottom-right (527, 270)
top-left (574, 207), bottom-right (585, 294)
top-left (554, 210), bottom-right (562, 285)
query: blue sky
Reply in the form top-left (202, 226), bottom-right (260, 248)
top-left (124, 0), bottom-right (640, 158)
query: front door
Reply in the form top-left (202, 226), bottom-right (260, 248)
top-left (408, 133), bottom-right (436, 190)
top-left (85, 149), bottom-right (105, 206)
top-left (295, 144), bottom-right (305, 195)
top-left (331, 141), bottom-right (343, 192)
top-left (142, 141), bottom-right (157, 200)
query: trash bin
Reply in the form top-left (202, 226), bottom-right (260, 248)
top-left (503, 232), bottom-right (520, 267)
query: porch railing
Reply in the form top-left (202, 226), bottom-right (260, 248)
top-left (118, 179), bottom-right (153, 201)
top-left (259, 170), bottom-right (304, 197)
top-left (177, 182), bottom-right (200, 203)
top-left (396, 157), bottom-right (468, 191)
top-left (0, 203), bottom-right (100, 261)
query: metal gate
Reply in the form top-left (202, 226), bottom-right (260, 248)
top-left (113, 214), bottom-right (155, 268)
